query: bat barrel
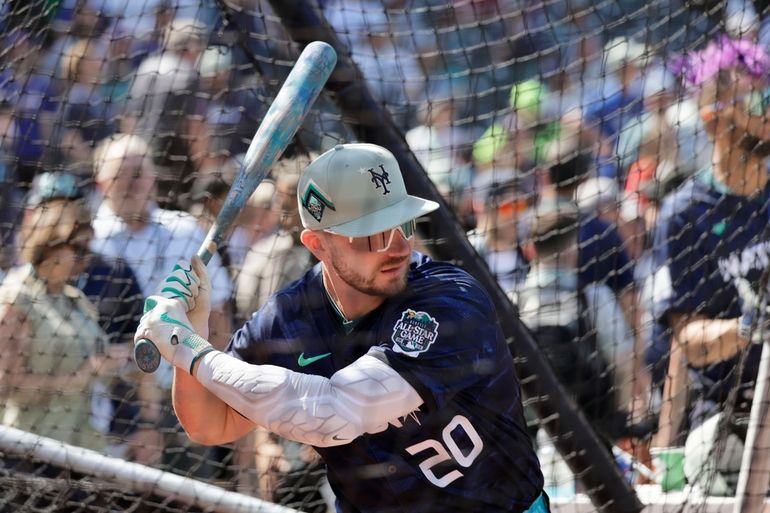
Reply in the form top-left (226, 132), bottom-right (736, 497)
top-left (134, 41), bottom-right (337, 374)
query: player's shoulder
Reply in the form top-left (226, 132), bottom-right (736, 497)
top-left (405, 253), bottom-right (493, 309)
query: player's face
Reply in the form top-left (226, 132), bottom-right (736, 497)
top-left (325, 224), bottom-right (414, 298)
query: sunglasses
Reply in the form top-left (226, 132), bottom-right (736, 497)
top-left (327, 219), bottom-right (417, 253)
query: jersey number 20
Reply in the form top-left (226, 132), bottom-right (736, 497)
top-left (405, 415), bottom-right (484, 488)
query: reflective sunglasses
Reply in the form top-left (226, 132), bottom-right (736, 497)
top-left (328, 219), bottom-right (417, 253)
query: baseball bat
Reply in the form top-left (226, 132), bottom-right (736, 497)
top-left (134, 41), bottom-right (337, 373)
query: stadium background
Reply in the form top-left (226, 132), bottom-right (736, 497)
top-left (0, 0), bottom-right (767, 511)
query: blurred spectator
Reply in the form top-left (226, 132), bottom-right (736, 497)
top-left (583, 36), bottom-right (647, 181)
top-left (405, 95), bottom-right (475, 209)
top-left (467, 173), bottom-right (531, 294)
top-left (513, 201), bottom-right (635, 442)
top-left (122, 17), bottom-right (209, 208)
top-left (576, 176), bottom-right (645, 261)
top-left (323, 0), bottom-right (425, 130)
top-left (0, 29), bottom-right (59, 188)
top-left (54, 39), bottom-right (118, 168)
top-left (472, 80), bottom-right (549, 177)
top-left (235, 154), bottom-right (314, 322)
top-left (541, 135), bottom-right (651, 413)
top-left (25, 170), bottom-right (158, 463)
top-left (188, 162), bottom-right (279, 276)
top-left (0, 145), bottom-right (19, 277)
top-left (541, 136), bottom-right (636, 294)
top-left (189, 45), bottom-right (268, 173)
top-left (0, 198), bottom-right (130, 451)
top-left (39, 0), bottom-right (110, 68)
top-left (90, 134), bottom-right (234, 479)
top-left (649, 36), bottom-right (770, 495)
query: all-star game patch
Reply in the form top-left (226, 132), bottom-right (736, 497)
top-left (302, 183), bottom-right (335, 223)
top-left (391, 308), bottom-right (439, 357)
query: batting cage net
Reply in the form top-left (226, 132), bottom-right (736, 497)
top-left (1, 0), bottom-right (770, 512)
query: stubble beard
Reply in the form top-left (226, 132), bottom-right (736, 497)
top-left (331, 256), bottom-right (409, 298)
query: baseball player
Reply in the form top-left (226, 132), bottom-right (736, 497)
top-left (136, 143), bottom-right (547, 512)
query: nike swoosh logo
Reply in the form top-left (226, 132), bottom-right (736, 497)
top-left (160, 312), bottom-right (193, 331)
top-left (332, 434), bottom-right (350, 441)
top-left (298, 352), bottom-right (332, 367)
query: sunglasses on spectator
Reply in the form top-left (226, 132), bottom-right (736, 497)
top-left (495, 197), bottom-right (529, 218)
top-left (327, 219), bottom-right (417, 253)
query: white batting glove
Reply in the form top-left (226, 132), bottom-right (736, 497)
top-left (150, 256), bottom-right (212, 334)
top-left (135, 296), bottom-right (215, 375)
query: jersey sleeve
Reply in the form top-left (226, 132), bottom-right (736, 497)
top-left (369, 282), bottom-right (502, 412)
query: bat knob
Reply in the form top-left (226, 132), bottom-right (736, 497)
top-left (134, 338), bottom-right (162, 373)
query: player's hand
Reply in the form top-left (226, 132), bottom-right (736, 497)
top-left (736, 277), bottom-right (770, 344)
top-left (134, 296), bottom-right (215, 374)
top-left (152, 256), bottom-right (212, 334)
top-left (156, 259), bottom-right (200, 311)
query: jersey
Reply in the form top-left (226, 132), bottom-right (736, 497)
top-left (228, 253), bottom-right (543, 513)
top-left (652, 170), bottom-right (770, 428)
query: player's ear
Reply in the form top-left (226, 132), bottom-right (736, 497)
top-left (300, 229), bottom-right (328, 260)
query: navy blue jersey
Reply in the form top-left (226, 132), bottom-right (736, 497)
top-left (579, 214), bottom-right (634, 294)
top-left (228, 253), bottom-right (543, 513)
top-left (652, 171), bottom-right (770, 426)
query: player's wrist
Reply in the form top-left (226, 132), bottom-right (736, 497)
top-left (177, 333), bottom-right (216, 375)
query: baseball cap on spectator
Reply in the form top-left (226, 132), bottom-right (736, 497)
top-left (298, 143), bottom-right (439, 237)
top-left (509, 80), bottom-right (545, 117)
top-left (604, 36), bottom-right (648, 70)
top-left (26, 171), bottom-right (86, 207)
top-left (198, 46), bottom-right (233, 77)
top-left (575, 176), bottom-right (619, 213)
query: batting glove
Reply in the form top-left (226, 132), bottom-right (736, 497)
top-left (150, 256), bottom-right (212, 335)
top-left (135, 296), bottom-right (215, 374)
top-left (736, 277), bottom-right (770, 344)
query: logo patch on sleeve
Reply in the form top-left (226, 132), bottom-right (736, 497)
top-left (391, 309), bottom-right (439, 357)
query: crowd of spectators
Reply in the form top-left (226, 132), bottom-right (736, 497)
top-left (2, 0), bottom-right (770, 506)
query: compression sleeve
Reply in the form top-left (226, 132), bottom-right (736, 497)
top-left (195, 351), bottom-right (424, 447)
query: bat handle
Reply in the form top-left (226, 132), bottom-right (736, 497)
top-left (134, 338), bottom-right (162, 373)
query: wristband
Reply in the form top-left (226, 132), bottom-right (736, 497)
top-left (183, 334), bottom-right (216, 375)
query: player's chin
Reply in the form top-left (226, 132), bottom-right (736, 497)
top-left (377, 267), bottom-right (409, 294)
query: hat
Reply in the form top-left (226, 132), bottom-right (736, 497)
top-left (297, 143), bottom-right (439, 237)
top-left (575, 176), bottom-right (619, 212)
top-left (604, 36), bottom-right (648, 69)
top-left (198, 46), bottom-right (233, 77)
top-left (27, 171), bottom-right (85, 207)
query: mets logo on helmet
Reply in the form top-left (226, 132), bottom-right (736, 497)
top-left (391, 308), bottom-right (439, 357)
